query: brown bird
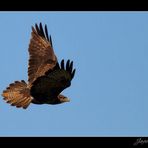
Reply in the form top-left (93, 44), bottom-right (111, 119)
top-left (1, 23), bottom-right (76, 109)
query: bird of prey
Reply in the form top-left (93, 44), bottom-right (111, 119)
top-left (1, 23), bottom-right (76, 109)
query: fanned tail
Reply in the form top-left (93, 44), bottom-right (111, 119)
top-left (2, 80), bottom-right (32, 109)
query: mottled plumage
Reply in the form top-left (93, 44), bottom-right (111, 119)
top-left (1, 23), bottom-right (75, 109)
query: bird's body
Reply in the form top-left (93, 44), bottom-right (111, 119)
top-left (1, 23), bottom-right (75, 109)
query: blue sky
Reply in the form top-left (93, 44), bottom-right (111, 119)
top-left (0, 12), bottom-right (148, 136)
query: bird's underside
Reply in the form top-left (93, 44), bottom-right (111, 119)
top-left (1, 23), bottom-right (75, 109)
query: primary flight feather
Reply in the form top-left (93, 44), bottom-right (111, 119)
top-left (2, 23), bottom-right (76, 109)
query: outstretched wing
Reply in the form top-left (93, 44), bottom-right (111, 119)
top-left (28, 23), bottom-right (57, 85)
top-left (30, 60), bottom-right (76, 103)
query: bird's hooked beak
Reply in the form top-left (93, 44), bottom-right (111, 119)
top-left (62, 97), bottom-right (70, 102)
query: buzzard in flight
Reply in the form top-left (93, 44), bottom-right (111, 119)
top-left (1, 23), bottom-right (76, 109)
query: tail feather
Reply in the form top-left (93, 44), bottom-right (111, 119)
top-left (2, 80), bottom-right (32, 109)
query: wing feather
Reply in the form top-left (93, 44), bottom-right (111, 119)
top-left (28, 23), bottom-right (57, 85)
top-left (30, 60), bottom-right (76, 103)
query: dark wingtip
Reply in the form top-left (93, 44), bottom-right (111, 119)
top-left (35, 23), bottom-right (38, 29)
top-left (71, 69), bottom-right (76, 79)
top-left (39, 23), bottom-right (45, 38)
top-left (50, 35), bottom-right (53, 48)
top-left (55, 62), bottom-right (60, 69)
top-left (69, 61), bottom-right (73, 73)
top-left (66, 59), bottom-right (70, 71)
top-left (35, 23), bottom-right (39, 33)
top-left (45, 24), bottom-right (49, 41)
top-left (61, 59), bottom-right (65, 70)
top-left (39, 22), bottom-right (43, 31)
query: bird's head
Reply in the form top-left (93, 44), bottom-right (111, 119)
top-left (58, 94), bottom-right (70, 103)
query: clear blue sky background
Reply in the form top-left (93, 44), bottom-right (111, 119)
top-left (0, 12), bottom-right (148, 136)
